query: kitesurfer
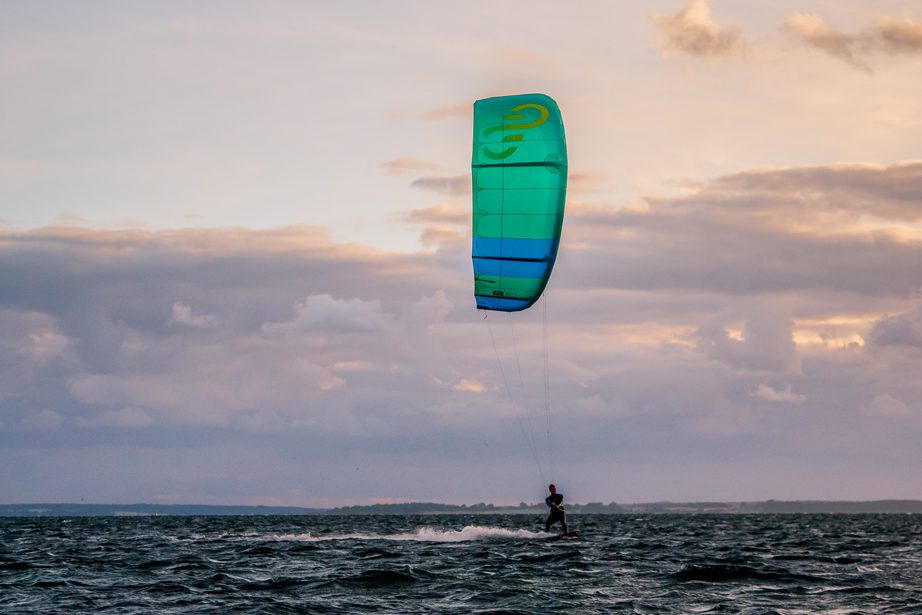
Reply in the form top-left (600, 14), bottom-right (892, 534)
top-left (544, 484), bottom-right (568, 533)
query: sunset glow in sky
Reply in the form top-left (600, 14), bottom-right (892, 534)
top-left (2, 0), bottom-right (922, 507)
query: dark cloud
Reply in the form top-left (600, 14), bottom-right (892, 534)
top-left (261, 294), bottom-right (389, 334)
top-left (652, 0), bottom-right (749, 58)
top-left (562, 162), bottom-right (922, 298)
top-left (0, 309), bottom-right (74, 399)
top-left (710, 162), bottom-right (922, 220)
top-left (2, 158), bottom-right (922, 503)
top-left (869, 302), bottom-right (922, 349)
top-left (695, 305), bottom-right (801, 374)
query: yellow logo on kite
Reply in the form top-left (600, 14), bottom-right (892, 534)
top-left (482, 103), bottom-right (549, 161)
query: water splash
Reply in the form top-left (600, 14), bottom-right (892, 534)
top-left (276, 525), bottom-right (548, 543)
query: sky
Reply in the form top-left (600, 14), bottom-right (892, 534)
top-left (2, 0), bottom-right (922, 507)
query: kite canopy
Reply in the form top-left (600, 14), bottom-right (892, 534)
top-left (472, 93), bottom-right (568, 312)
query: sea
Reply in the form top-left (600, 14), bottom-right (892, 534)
top-left (1, 513), bottom-right (920, 614)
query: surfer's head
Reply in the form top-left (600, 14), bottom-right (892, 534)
top-left (548, 484), bottom-right (556, 493)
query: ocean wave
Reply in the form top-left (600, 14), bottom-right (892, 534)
top-left (673, 562), bottom-right (825, 583)
top-left (337, 568), bottom-right (423, 588)
top-left (5, 514), bottom-right (919, 612)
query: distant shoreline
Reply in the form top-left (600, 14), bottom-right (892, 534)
top-left (2, 500), bottom-right (922, 517)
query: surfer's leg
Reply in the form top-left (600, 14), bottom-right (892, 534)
top-left (560, 513), bottom-right (568, 534)
top-left (544, 513), bottom-right (554, 532)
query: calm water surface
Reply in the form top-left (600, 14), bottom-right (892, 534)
top-left (2, 513), bottom-right (921, 613)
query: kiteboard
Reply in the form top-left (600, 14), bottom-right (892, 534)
top-left (549, 530), bottom-right (580, 540)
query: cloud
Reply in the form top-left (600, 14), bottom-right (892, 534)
top-left (410, 175), bottom-right (470, 196)
top-left (694, 306), bottom-right (801, 374)
top-left (2, 154), bottom-right (922, 503)
top-left (785, 12), bottom-right (922, 71)
top-left (708, 162), bottom-right (922, 222)
top-left (68, 347), bottom-right (347, 427)
top-left (261, 294), bottom-right (389, 334)
top-left (754, 383), bottom-right (806, 403)
top-left (407, 290), bottom-right (454, 325)
top-left (0, 309), bottom-right (73, 399)
top-left (401, 203), bottom-right (468, 249)
top-left (403, 202), bottom-right (468, 227)
top-left (863, 393), bottom-right (912, 418)
top-left (652, 0), bottom-right (748, 58)
top-left (452, 379), bottom-right (484, 393)
top-left (169, 302), bottom-right (218, 328)
top-left (875, 17), bottom-right (922, 54)
top-left (0, 310), bottom-right (70, 365)
top-left (869, 302), bottom-right (922, 349)
top-left (0, 225), bottom-right (470, 433)
top-left (379, 157), bottom-right (441, 175)
top-left (25, 329), bottom-right (70, 363)
top-left (568, 172), bottom-right (608, 195)
top-left (784, 13), bottom-right (870, 71)
top-left (565, 161), bottom-right (922, 300)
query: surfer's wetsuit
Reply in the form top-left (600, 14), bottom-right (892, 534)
top-left (544, 493), bottom-right (568, 533)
